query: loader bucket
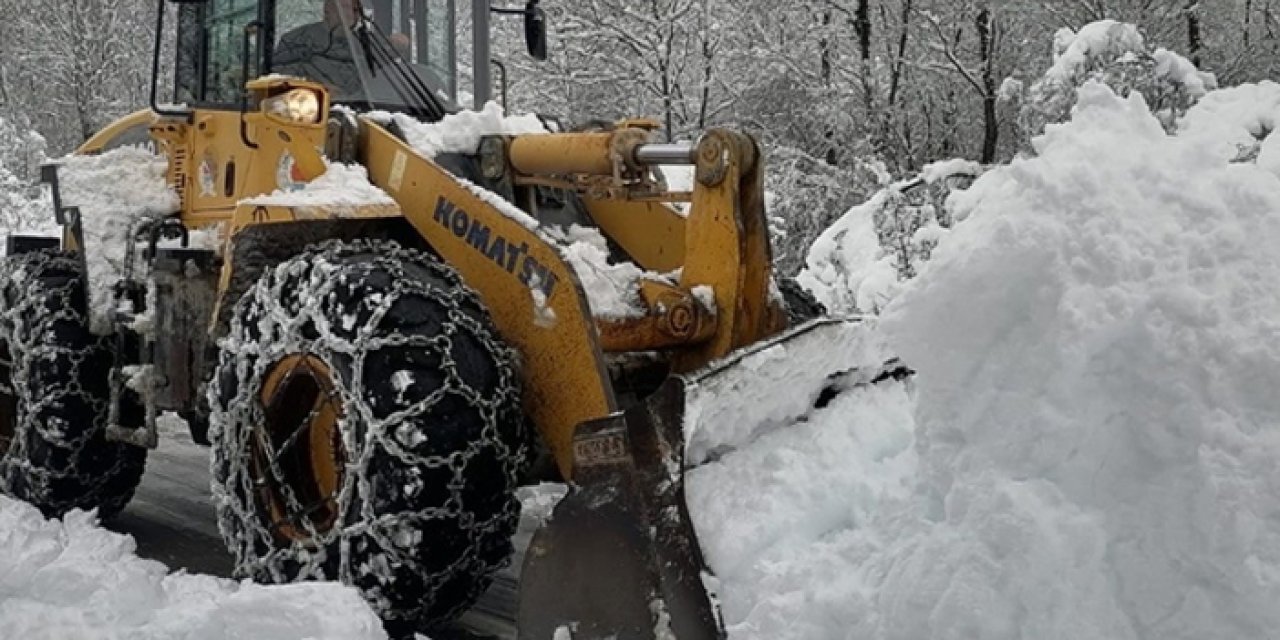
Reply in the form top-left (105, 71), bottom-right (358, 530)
top-left (517, 318), bottom-right (906, 639)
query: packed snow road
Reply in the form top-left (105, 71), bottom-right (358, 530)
top-left (105, 418), bottom-right (539, 640)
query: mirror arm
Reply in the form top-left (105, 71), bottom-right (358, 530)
top-left (238, 21), bottom-right (262, 149)
top-left (152, 0), bottom-right (191, 117)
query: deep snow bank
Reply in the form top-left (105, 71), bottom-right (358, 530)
top-left (0, 496), bottom-right (387, 640)
top-left (697, 82), bottom-right (1280, 639)
top-left (877, 82), bottom-right (1280, 639)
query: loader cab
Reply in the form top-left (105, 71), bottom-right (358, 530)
top-left (170, 0), bottom-right (460, 120)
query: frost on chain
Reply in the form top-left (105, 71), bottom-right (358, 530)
top-left (208, 239), bottom-right (526, 628)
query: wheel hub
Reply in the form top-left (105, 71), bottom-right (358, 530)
top-left (253, 354), bottom-right (346, 543)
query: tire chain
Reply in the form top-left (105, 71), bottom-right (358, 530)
top-left (209, 239), bottom-right (527, 628)
top-left (0, 250), bottom-right (143, 518)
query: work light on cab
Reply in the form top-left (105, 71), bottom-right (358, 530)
top-left (263, 88), bottom-right (322, 125)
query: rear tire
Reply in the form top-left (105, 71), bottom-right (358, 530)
top-left (209, 239), bottom-right (526, 632)
top-left (0, 250), bottom-right (145, 519)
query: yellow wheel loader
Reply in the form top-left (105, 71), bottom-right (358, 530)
top-left (0, 0), bottom-right (902, 637)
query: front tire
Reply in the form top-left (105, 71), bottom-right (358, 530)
top-left (209, 240), bottom-right (526, 631)
top-left (0, 250), bottom-right (145, 519)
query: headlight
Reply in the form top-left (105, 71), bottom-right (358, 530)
top-left (262, 88), bottom-right (322, 124)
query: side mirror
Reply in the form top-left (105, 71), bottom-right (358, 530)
top-left (524, 1), bottom-right (547, 61)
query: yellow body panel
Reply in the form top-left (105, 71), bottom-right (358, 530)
top-left (358, 119), bottom-right (617, 479)
top-left (579, 200), bottom-right (686, 273)
top-left (673, 130), bottom-right (784, 370)
top-left (149, 79), bottom-right (330, 225)
top-left (76, 109), bottom-right (156, 155)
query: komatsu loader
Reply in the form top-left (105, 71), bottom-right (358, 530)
top-left (0, 0), bottom-right (900, 637)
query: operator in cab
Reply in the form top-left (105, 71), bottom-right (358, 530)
top-left (273, 0), bottom-right (410, 102)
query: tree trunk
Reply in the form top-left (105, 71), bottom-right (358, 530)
top-left (888, 0), bottom-right (912, 107)
top-left (976, 6), bottom-right (998, 163)
top-left (697, 0), bottom-right (712, 130)
top-left (855, 0), bottom-right (871, 61)
top-left (820, 8), bottom-right (838, 166)
top-left (1184, 1), bottom-right (1203, 66)
top-left (1245, 0), bottom-right (1253, 47)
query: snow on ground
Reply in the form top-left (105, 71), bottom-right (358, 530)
top-left (0, 496), bottom-right (387, 640)
top-left (693, 81), bottom-right (1280, 639)
top-left (57, 147), bottom-right (179, 333)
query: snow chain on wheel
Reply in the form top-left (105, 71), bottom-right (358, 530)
top-left (0, 250), bottom-right (145, 519)
top-left (209, 239), bottom-right (526, 633)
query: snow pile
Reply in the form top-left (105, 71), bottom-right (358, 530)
top-left (1178, 80), bottom-right (1280, 170)
top-left (695, 82), bottom-right (1280, 639)
top-left (0, 495), bottom-right (387, 640)
top-left (878, 83), bottom-right (1280, 639)
top-left (686, 379), bottom-right (916, 638)
top-left (57, 146), bottom-right (179, 332)
top-left (244, 161), bottom-right (396, 212)
top-left (377, 101), bottom-right (547, 158)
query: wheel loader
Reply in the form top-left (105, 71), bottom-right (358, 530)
top-left (0, 0), bottom-right (900, 637)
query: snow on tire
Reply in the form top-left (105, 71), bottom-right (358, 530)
top-left (0, 250), bottom-right (145, 519)
top-left (209, 239), bottom-right (526, 632)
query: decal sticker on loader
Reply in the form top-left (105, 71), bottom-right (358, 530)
top-left (432, 196), bottom-right (561, 299)
top-left (276, 151), bottom-right (305, 191)
top-left (198, 154), bottom-right (216, 197)
top-left (389, 150), bottom-right (407, 192)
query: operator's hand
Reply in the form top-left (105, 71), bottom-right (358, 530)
top-left (390, 32), bottom-right (411, 57)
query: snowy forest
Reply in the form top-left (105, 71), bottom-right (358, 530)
top-left (0, 0), bottom-right (1273, 272)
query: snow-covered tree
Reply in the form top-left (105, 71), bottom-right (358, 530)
top-left (767, 145), bottom-right (884, 276)
top-left (872, 159), bottom-right (979, 279)
top-left (0, 0), bottom-right (155, 153)
top-left (1015, 20), bottom-right (1216, 143)
top-left (0, 115), bottom-right (52, 235)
